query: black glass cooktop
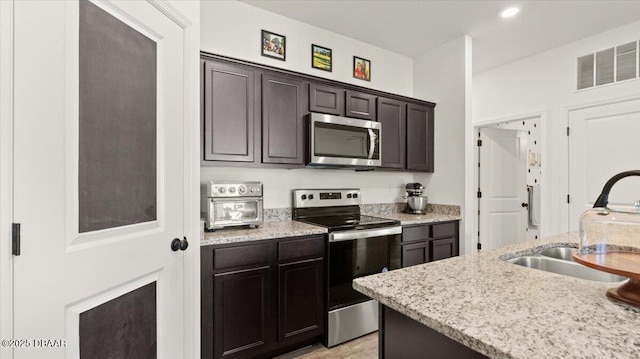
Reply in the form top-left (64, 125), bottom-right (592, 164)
top-left (298, 214), bottom-right (399, 232)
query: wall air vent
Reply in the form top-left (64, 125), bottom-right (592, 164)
top-left (616, 41), bottom-right (637, 81)
top-left (577, 40), bottom-right (639, 90)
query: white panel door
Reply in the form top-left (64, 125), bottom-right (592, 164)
top-left (480, 128), bottom-right (528, 250)
top-left (12, 1), bottom-right (186, 358)
top-left (568, 98), bottom-right (640, 231)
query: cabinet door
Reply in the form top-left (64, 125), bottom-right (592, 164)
top-left (406, 103), bottom-right (434, 172)
top-left (262, 73), bottom-right (306, 165)
top-left (309, 83), bottom-right (344, 116)
top-left (345, 90), bottom-right (376, 120)
top-left (203, 60), bottom-right (256, 162)
top-left (278, 258), bottom-right (324, 344)
top-left (430, 237), bottom-right (458, 262)
top-left (213, 266), bottom-right (273, 359)
top-left (378, 97), bottom-right (406, 169)
top-left (401, 241), bottom-right (429, 268)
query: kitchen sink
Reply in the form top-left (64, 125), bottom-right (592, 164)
top-left (506, 255), bottom-right (628, 283)
top-left (538, 247), bottom-right (577, 262)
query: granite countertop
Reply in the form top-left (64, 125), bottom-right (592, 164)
top-left (201, 220), bottom-right (327, 246)
top-left (377, 212), bottom-right (461, 225)
top-left (201, 203), bottom-right (461, 246)
top-left (353, 232), bottom-right (640, 359)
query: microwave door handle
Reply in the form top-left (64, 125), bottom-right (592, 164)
top-left (367, 129), bottom-right (376, 159)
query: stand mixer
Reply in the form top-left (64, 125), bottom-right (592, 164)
top-left (403, 183), bottom-right (428, 214)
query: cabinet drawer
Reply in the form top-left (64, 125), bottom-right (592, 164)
top-left (402, 225), bottom-right (430, 243)
top-left (431, 222), bottom-right (456, 239)
top-left (278, 236), bottom-right (325, 263)
top-left (213, 243), bottom-right (271, 270)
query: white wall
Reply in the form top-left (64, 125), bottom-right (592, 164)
top-left (412, 36), bottom-right (472, 253)
top-left (200, 0), bottom-right (413, 96)
top-left (201, 167), bottom-right (415, 208)
top-left (473, 19), bottom-right (640, 236)
top-left (200, 0), bottom-right (419, 207)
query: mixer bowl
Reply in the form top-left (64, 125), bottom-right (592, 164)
top-left (407, 196), bottom-right (428, 212)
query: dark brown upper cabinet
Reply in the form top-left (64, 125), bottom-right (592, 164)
top-left (262, 72), bottom-right (307, 165)
top-left (203, 60), bottom-right (257, 162)
top-left (309, 83), bottom-right (344, 116)
top-left (345, 90), bottom-right (376, 121)
top-left (406, 103), bottom-right (434, 172)
top-left (377, 97), bottom-right (407, 169)
top-left (201, 53), bottom-right (437, 172)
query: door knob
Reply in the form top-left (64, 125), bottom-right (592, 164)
top-left (180, 237), bottom-right (189, 251)
top-left (171, 238), bottom-right (181, 251)
top-left (521, 202), bottom-right (529, 208)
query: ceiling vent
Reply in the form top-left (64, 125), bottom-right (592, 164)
top-left (577, 41), bottom-right (638, 90)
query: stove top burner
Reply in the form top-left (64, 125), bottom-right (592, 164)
top-left (298, 214), bottom-right (399, 232)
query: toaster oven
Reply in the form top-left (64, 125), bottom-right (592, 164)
top-left (201, 181), bottom-right (263, 231)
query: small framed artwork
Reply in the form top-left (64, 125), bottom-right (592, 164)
top-left (353, 56), bottom-right (371, 81)
top-left (261, 30), bottom-right (286, 61)
top-left (311, 44), bottom-right (332, 72)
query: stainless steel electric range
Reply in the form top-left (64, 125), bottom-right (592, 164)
top-left (292, 189), bottom-right (401, 347)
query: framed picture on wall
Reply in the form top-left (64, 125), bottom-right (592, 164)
top-left (311, 44), bottom-right (332, 72)
top-left (353, 56), bottom-right (371, 81)
top-left (261, 30), bottom-right (286, 61)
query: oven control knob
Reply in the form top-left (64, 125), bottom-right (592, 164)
top-left (248, 186), bottom-right (256, 193)
top-left (353, 193), bottom-right (358, 198)
top-left (301, 195), bottom-right (307, 200)
top-left (218, 187), bottom-right (226, 194)
top-left (229, 187), bottom-right (236, 193)
top-left (238, 186), bottom-right (247, 194)
top-left (308, 194), bottom-right (314, 200)
top-left (347, 194), bottom-right (352, 199)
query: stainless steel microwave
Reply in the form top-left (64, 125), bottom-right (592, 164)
top-left (308, 113), bottom-right (381, 168)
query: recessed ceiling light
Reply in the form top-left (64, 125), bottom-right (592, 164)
top-left (500, 7), bottom-right (520, 18)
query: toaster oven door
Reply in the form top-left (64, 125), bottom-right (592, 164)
top-left (206, 198), bottom-right (263, 229)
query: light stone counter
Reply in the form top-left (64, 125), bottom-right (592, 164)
top-left (378, 212), bottom-right (461, 225)
top-left (363, 202), bottom-right (461, 225)
top-left (353, 232), bottom-right (640, 359)
top-left (201, 220), bottom-right (326, 246)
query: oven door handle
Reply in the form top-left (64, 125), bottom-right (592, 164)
top-left (328, 226), bottom-right (402, 242)
top-left (367, 129), bottom-right (377, 159)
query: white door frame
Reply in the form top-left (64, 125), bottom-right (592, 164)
top-left (469, 110), bottom-right (547, 251)
top-left (0, 1), bottom-right (16, 357)
top-left (0, 1), bottom-right (200, 358)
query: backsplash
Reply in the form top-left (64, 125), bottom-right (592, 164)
top-left (201, 166), bottom-right (418, 208)
top-left (361, 203), bottom-right (461, 216)
top-left (263, 203), bottom-right (461, 222)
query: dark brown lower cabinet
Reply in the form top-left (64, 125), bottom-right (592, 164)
top-left (278, 258), bottom-right (324, 344)
top-left (213, 266), bottom-right (272, 359)
top-left (401, 221), bottom-right (459, 268)
top-left (380, 305), bottom-right (488, 358)
top-left (430, 236), bottom-right (458, 261)
top-left (401, 241), bottom-right (429, 268)
top-left (202, 235), bottom-right (325, 359)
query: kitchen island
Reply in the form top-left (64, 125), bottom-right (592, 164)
top-left (353, 232), bottom-right (640, 359)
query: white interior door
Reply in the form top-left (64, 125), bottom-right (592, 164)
top-left (479, 127), bottom-right (528, 250)
top-left (568, 98), bottom-right (640, 231)
top-left (12, 1), bottom-right (186, 358)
